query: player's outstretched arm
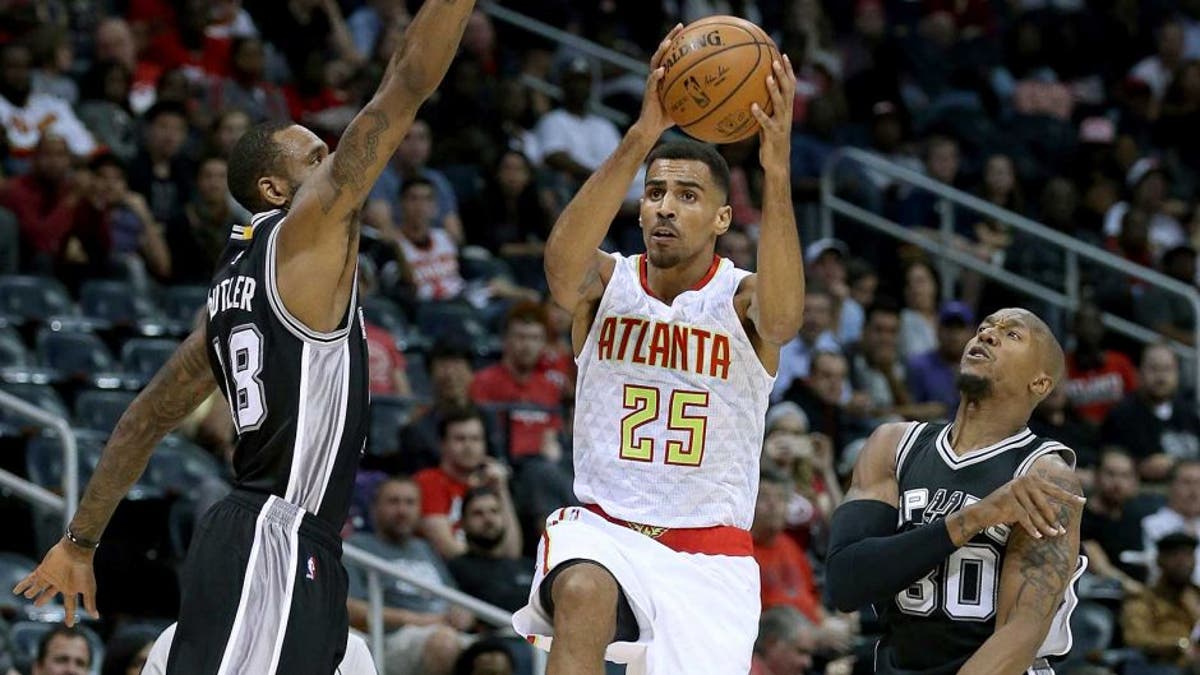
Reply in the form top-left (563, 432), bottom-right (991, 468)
top-left (543, 25), bottom-right (682, 312)
top-left (742, 56), bottom-right (804, 348)
top-left (959, 456), bottom-right (1083, 675)
top-left (278, 0), bottom-right (476, 330)
top-left (12, 328), bottom-right (216, 626)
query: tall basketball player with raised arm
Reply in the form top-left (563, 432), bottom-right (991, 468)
top-left (13, 1), bottom-right (476, 672)
top-left (511, 27), bottom-right (804, 675)
top-left (826, 308), bottom-right (1089, 675)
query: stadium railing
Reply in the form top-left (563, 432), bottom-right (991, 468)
top-left (820, 147), bottom-right (1200, 396)
top-left (0, 389), bottom-right (546, 674)
top-left (343, 544), bottom-right (548, 675)
top-left (0, 389), bottom-right (75, 528)
top-left (479, 0), bottom-right (646, 126)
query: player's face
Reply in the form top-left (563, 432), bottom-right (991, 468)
top-left (373, 480), bottom-right (421, 539)
top-left (271, 125), bottom-right (329, 206)
top-left (959, 309), bottom-right (1051, 401)
top-left (442, 418), bottom-right (487, 472)
top-left (640, 159), bottom-right (731, 270)
top-left (33, 635), bottom-right (90, 675)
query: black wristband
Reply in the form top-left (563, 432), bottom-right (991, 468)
top-left (65, 527), bottom-right (99, 550)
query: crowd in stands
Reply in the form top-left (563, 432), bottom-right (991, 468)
top-left (2, 1), bottom-right (1200, 674)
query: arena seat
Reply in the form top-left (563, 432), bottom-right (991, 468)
top-left (0, 326), bottom-right (29, 367)
top-left (361, 295), bottom-right (410, 338)
top-left (142, 435), bottom-right (224, 496)
top-left (121, 338), bottom-right (180, 384)
top-left (0, 382), bottom-right (69, 429)
top-left (404, 351), bottom-right (432, 399)
top-left (0, 276), bottom-right (75, 325)
top-left (36, 329), bottom-right (116, 379)
top-left (367, 395), bottom-right (424, 458)
top-left (74, 389), bottom-right (137, 433)
top-left (160, 285), bottom-right (209, 328)
top-left (0, 553), bottom-right (37, 615)
top-left (24, 428), bottom-right (109, 494)
top-left (79, 279), bottom-right (160, 327)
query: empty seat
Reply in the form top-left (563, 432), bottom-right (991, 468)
top-left (25, 428), bottom-right (109, 493)
top-left (368, 395), bottom-right (423, 458)
top-left (362, 295), bottom-right (409, 337)
top-left (161, 285), bottom-right (210, 326)
top-left (0, 553), bottom-right (37, 614)
top-left (0, 276), bottom-right (74, 324)
top-left (415, 301), bottom-right (487, 343)
top-left (0, 383), bottom-right (69, 429)
top-left (79, 279), bottom-right (159, 326)
top-left (36, 329), bottom-right (115, 377)
top-left (143, 434), bottom-right (224, 495)
top-left (74, 389), bottom-right (137, 433)
top-left (0, 326), bottom-right (28, 367)
top-left (121, 338), bottom-right (179, 383)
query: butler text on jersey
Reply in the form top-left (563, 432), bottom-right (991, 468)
top-left (594, 315), bottom-right (732, 380)
top-left (207, 275), bottom-right (257, 318)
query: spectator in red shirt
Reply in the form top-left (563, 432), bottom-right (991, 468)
top-left (752, 469), bottom-right (824, 623)
top-left (364, 319), bottom-right (411, 396)
top-left (414, 407), bottom-right (521, 560)
top-left (1064, 303), bottom-right (1138, 425)
top-left (1, 134), bottom-right (80, 269)
top-left (469, 301), bottom-right (564, 463)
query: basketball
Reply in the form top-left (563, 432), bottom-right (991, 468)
top-left (658, 16), bottom-right (780, 144)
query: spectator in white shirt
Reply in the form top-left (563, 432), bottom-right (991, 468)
top-left (1142, 460), bottom-right (1200, 584)
top-left (535, 58), bottom-right (644, 203)
top-left (0, 42), bottom-right (95, 166)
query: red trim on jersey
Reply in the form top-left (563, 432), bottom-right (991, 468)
top-left (584, 504), bottom-right (753, 557)
top-left (638, 254), bottom-right (722, 301)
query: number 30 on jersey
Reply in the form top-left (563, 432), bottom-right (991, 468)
top-left (619, 384), bottom-right (710, 466)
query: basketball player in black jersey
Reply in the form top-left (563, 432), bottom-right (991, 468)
top-left (826, 307), bottom-right (1089, 675)
top-left (13, 1), bottom-right (477, 672)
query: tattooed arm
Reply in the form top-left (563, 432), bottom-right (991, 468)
top-left (959, 455), bottom-right (1084, 675)
top-left (277, 0), bottom-right (476, 333)
top-left (12, 328), bottom-right (216, 625)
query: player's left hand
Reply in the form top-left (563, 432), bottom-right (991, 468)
top-left (12, 538), bottom-right (98, 627)
top-left (751, 55), bottom-right (796, 171)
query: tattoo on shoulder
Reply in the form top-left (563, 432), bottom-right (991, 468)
top-left (320, 109), bottom-right (390, 215)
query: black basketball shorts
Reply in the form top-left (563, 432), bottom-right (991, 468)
top-left (165, 489), bottom-right (349, 675)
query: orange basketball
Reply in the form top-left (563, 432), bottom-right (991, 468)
top-left (658, 16), bottom-right (779, 144)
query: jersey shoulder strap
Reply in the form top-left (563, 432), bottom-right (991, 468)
top-left (1013, 437), bottom-right (1077, 478)
top-left (894, 421), bottom-right (938, 476)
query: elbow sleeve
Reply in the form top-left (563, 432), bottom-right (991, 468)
top-left (824, 500), bottom-right (957, 612)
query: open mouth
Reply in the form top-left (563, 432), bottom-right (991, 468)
top-left (966, 345), bottom-right (991, 361)
top-left (650, 227), bottom-right (677, 241)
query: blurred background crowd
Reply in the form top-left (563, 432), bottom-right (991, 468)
top-left (1, 0), bottom-right (1200, 674)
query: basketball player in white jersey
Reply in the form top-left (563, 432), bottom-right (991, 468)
top-left (511, 26), bottom-right (805, 675)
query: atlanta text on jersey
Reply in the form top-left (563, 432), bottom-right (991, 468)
top-left (594, 315), bottom-right (733, 380)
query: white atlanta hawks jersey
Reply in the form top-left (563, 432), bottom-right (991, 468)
top-left (572, 252), bottom-right (774, 530)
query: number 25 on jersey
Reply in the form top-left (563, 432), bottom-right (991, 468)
top-left (619, 384), bottom-right (710, 466)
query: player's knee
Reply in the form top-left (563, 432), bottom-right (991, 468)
top-left (551, 564), bottom-right (619, 622)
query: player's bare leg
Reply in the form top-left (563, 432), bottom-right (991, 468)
top-left (547, 563), bottom-right (620, 675)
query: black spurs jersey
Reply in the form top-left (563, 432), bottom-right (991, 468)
top-left (203, 209), bottom-right (369, 529)
top-left (875, 422), bottom-right (1087, 675)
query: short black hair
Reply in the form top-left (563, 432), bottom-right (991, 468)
top-left (227, 120), bottom-right (293, 212)
top-left (143, 100), bottom-right (188, 125)
top-left (461, 486), bottom-right (499, 515)
top-left (437, 405), bottom-right (484, 440)
top-left (428, 340), bottom-right (473, 366)
top-left (88, 151), bottom-right (125, 174)
top-left (865, 296), bottom-right (902, 323)
top-left (453, 637), bottom-right (515, 675)
top-left (37, 626), bottom-right (91, 666)
top-left (646, 140), bottom-right (731, 202)
top-left (399, 176), bottom-right (435, 199)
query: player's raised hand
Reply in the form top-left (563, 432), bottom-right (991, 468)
top-left (636, 23), bottom-right (685, 136)
top-left (751, 55), bottom-right (796, 171)
top-left (978, 473), bottom-right (1085, 540)
top-left (12, 538), bottom-right (99, 627)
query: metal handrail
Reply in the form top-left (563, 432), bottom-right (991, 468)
top-left (820, 147), bottom-right (1200, 394)
top-left (0, 390), bottom-right (77, 528)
